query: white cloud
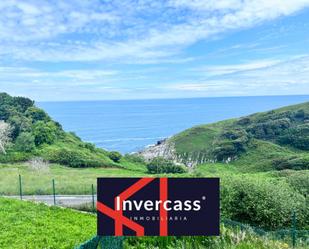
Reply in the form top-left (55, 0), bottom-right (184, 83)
top-left (0, 67), bottom-right (118, 84)
top-left (0, 0), bottom-right (308, 62)
top-left (192, 59), bottom-right (281, 76)
top-left (165, 55), bottom-right (309, 95)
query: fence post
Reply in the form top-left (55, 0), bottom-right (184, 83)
top-left (52, 179), bottom-right (56, 205)
top-left (91, 184), bottom-right (95, 212)
top-left (19, 174), bottom-right (23, 200)
top-left (291, 210), bottom-right (296, 248)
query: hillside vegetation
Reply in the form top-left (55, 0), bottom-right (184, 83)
top-left (1, 94), bottom-right (308, 233)
top-left (141, 101), bottom-right (309, 171)
top-left (0, 197), bottom-right (95, 249)
top-left (0, 92), bottom-right (140, 169)
top-left (1, 197), bottom-right (303, 249)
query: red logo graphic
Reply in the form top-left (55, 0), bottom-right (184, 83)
top-left (97, 178), bottom-right (168, 236)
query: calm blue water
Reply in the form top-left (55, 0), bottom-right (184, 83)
top-left (38, 95), bottom-right (309, 154)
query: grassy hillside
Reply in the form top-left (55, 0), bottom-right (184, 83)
top-left (1, 162), bottom-right (307, 231)
top-left (1, 197), bottom-right (303, 249)
top-left (0, 197), bottom-right (96, 249)
top-left (0, 92), bottom-right (142, 169)
top-left (1, 94), bottom-right (308, 236)
top-left (164, 101), bottom-right (309, 171)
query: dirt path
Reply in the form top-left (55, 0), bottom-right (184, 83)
top-left (4, 195), bottom-right (96, 206)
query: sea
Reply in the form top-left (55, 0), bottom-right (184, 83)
top-left (38, 95), bottom-right (309, 154)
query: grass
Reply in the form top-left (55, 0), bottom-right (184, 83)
top-left (0, 163), bottom-right (148, 195)
top-left (124, 226), bottom-right (300, 249)
top-left (1, 162), bottom-right (307, 196)
top-left (1, 197), bottom-right (304, 249)
top-left (231, 140), bottom-right (299, 172)
top-left (166, 101), bottom-right (309, 171)
top-left (0, 197), bottom-right (96, 249)
top-left (0, 161), bottom-right (273, 195)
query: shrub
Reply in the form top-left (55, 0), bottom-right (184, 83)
top-left (213, 129), bottom-right (249, 162)
top-left (33, 121), bottom-right (58, 145)
top-left (28, 157), bottom-right (50, 172)
top-left (272, 156), bottom-right (309, 170)
top-left (13, 96), bottom-right (34, 112)
top-left (7, 114), bottom-right (32, 139)
top-left (83, 142), bottom-right (96, 152)
top-left (277, 124), bottom-right (309, 150)
top-left (124, 154), bottom-right (145, 164)
top-left (15, 132), bottom-right (35, 152)
top-left (213, 143), bottom-right (238, 162)
top-left (147, 157), bottom-right (187, 174)
top-left (25, 106), bottom-right (50, 123)
top-left (248, 118), bottom-right (291, 140)
top-left (285, 172), bottom-right (309, 197)
top-left (0, 151), bottom-right (31, 163)
top-left (221, 177), bottom-right (308, 229)
top-left (108, 151), bottom-right (122, 163)
top-left (45, 148), bottom-right (109, 168)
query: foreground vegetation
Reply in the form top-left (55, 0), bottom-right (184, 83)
top-left (1, 197), bottom-right (304, 249)
top-left (1, 162), bottom-right (308, 231)
top-left (0, 197), bottom-right (95, 249)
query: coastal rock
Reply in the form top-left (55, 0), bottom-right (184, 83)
top-left (137, 139), bottom-right (176, 162)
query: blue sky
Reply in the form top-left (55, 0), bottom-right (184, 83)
top-left (0, 0), bottom-right (309, 101)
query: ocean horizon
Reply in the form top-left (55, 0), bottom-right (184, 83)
top-left (38, 95), bottom-right (309, 154)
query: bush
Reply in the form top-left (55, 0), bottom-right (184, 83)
top-left (45, 148), bottom-right (109, 168)
top-left (147, 157), bottom-right (187, 174)
top-left (212, 129), bottom-right (250, 162)
top-left (25, 106), bottom-right (49, 123)
top-left (277, 124), bottom-right (309, 150)
top-left (213, 143), bottom-right (238, 162)
top-left (248, 118), bottom-right (291, 140)
top-left (124, 154), bottom-right (145, 164)
top-left (83, 142), bottom-right (96, 152)
top-left (108, 151), bottom-right (122, 163)
top-left (0, 151), bottom-right (31, 163)
top-left (272, 156), bottom-right (309, 170)
top-left (8, 114), bottom-right (32, 139)
top-left (15, 132), bottom-right (35, 152)
top-left (285, 172), bottom-right (309, 197)
top-left (28, 157), bottom-right (50, 172)
top-left (221, 177), bottom-right (308, 229)
top-left (33, 121), bottom-right (58, 145)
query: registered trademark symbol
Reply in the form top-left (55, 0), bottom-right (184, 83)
top-left (202, 196), bottom-right (206, 200)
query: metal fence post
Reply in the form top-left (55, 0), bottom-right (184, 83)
top-left (52, 179), bottom-right (56, 205)
top-left (19, 174), bottom-right (23, 200)
top-left (91, 184), bottom-right (95, 212)
top-left (291, 210), bottom-right (296, 248)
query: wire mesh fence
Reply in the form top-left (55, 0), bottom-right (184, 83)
top-left (9, 174), bottom-right (309, 249)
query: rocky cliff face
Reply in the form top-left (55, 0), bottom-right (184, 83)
top-left (138, 139), bottom-right (233, 167)
top-left (137, 139), bottom-right (176, 161)
top-left (137, 139), bottom-right (205, 167)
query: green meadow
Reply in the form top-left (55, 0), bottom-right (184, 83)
top-left (1, 197), bottom-right (304, 249)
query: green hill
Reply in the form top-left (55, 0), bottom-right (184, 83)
top-left (0, 92), bottom-right (140, 169)
top-left (141, 101), bottom-right (309, 171)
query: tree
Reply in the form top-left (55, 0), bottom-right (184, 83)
top-left (33, 121), bottom-right (58, 145)
top-left (15, 132), bottom-right (36, 152)
top-left (0, 121), bottom-right (12, 154)
top-left (26, 106), bottom-right (49, 123)
top-left (13, 96), bottom-right (34, 112)
top-left (108, 151), bottom-right (122, 163)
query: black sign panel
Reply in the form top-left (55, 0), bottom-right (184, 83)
top-left (97, 177), bottom-right (219, 236)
